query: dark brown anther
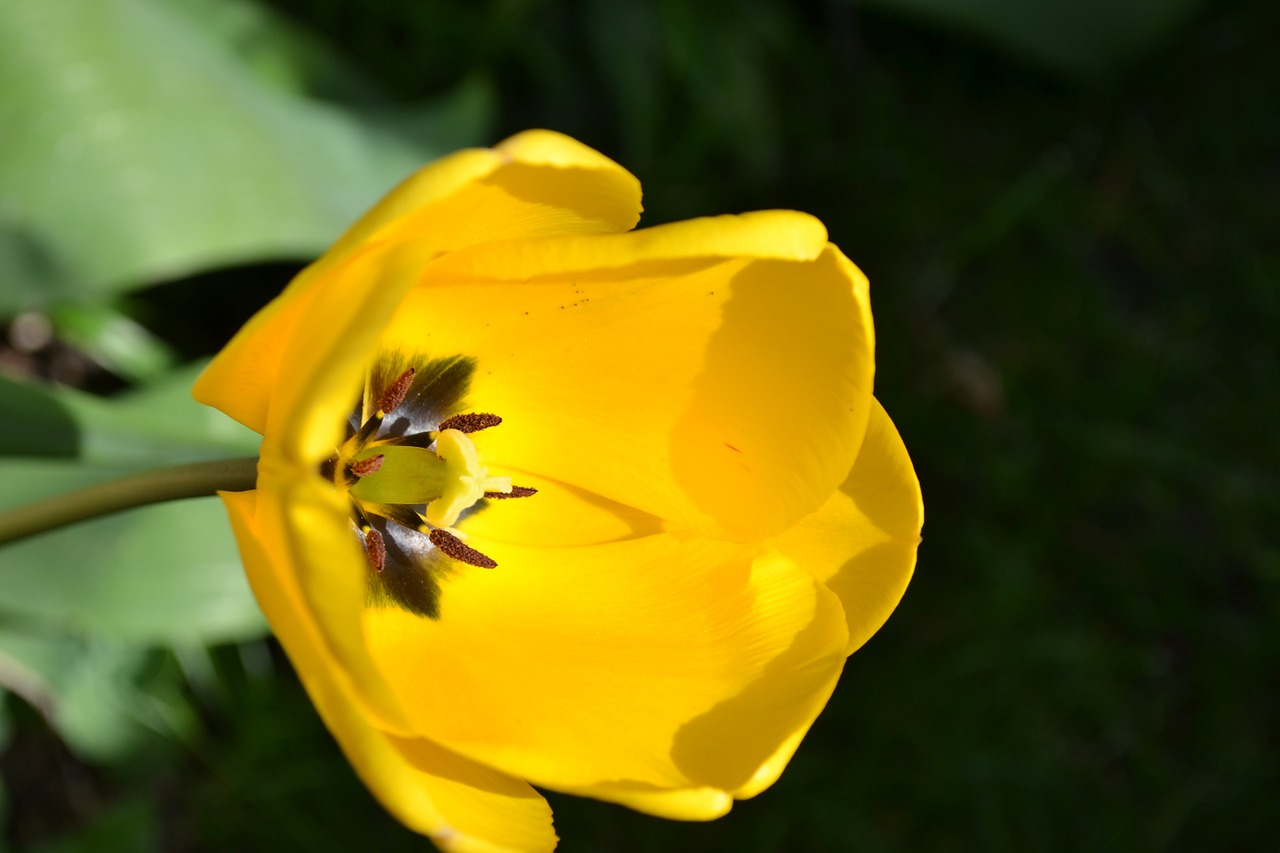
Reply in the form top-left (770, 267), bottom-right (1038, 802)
top-left (428, 528), bottom-right (497, 569)
top-left (437, 412), bottom-right (502, 433)
top-left (376, 367), bottom-right (416, 414)
top-left (349, 453), bottom-right (384, 479)
top-left (364, 528), bottom-right (387, 573)
top-left (485, 485), bottom-right (538, 499)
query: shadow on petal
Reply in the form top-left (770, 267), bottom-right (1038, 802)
top-left (671, 250), bottom-right (874, 541)
top-left (478, 162), bottom-right (642, 234)
top-left (824, 538), bottom-right (919, 654)
top-left (670, 565), bottom-right (847, 793)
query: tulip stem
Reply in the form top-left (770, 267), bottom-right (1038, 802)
top-left (0, 457), bottom-right (259, 546)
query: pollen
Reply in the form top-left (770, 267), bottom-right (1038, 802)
top-left (428, 528), bottom-right (498, 569)
top-left (349, 453), bottom-right (384, 479)
top-left (486, 485), bottom-right (538, 499)
top-left (376, 366), bottom-right (416, 414)
top-left (364, 527), bottom-right (387, 573)
top-left (437, 412), bottom-right (502, 433)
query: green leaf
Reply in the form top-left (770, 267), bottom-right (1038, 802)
top-left (0, 490), bottom-right (264, 644)
top-left (0, 0), bottom-right (492, 311)
top-left (0, 630), bottom-right (187, 763)
top-left (0, 361), bottom-right (259, 465)
top-left (52, 302), bottom-right (178, 384)
top-left (854, 0), bottom-right (1202, 80)
top-left (0, 365), bottom-right (263, 643)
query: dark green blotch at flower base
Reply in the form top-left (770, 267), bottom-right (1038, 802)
top-left (364, 514), bottom-right (454, 620)
top-left (358, 354), bottom-right (477, 447)
top-left (352, 353), bottom-right (482, 620)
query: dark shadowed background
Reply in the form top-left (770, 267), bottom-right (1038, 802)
top-left (1, 0), bottom-right (1275, 850)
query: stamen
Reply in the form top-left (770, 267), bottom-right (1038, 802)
top-left (485, 485), bottom-right (538, 499)
top-left (437, 412), bottom-right (502, 433)
top-left (351, 367), bottom-right (417, 447)
top-left (428, 528), bottom-right (497, 569)
top-left (364, 528), bottom-right (387, 573)
top-left (377, 367), bottom-right (416, 414)
top-left (349, 453), bottom-right (384, 479)
top-left (334, 357), bottom-right (537, 600)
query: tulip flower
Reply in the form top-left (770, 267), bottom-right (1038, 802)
top-left (193, 130), bottom-right (922, 852)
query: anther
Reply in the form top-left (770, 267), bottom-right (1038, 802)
top-left (349, 453), bottom-right (384, 479)
top-left (428, 528), bottom-right (498, 569)
top-left (485, 485), bottom-right (538, 499)
top-left (377, 367), bottom-right (416, 414)
top-left (353, 368), bottom-right (416, 446)
top-left (437, 412), bottom-right (502, 433)
top-left (364, 528), bottom-right (387, 573)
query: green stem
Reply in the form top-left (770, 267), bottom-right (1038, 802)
top-left (0, 457), bottom-right (259, 546)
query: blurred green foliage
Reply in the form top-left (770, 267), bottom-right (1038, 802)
top-left (0, 0), bottom-right (490, 311)
top-left (1, 0), bottom-right (1276, 850)
top-left (854, 0), bottom-right (1204, 79)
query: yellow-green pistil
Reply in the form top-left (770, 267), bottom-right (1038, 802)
top-left (323, 366), bottom-right (533, 573)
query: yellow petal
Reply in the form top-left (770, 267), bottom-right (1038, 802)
top-left (324, 149), bottom-right (510, 260)
top-left (772, 398), bottom-right (922, 654)
top-left (190, 273), bottom-right (320, 440)
top-left (194, 131), bottom-right (642, 436)
top-left (462, 465), bottom-right (670, 548)
top-left (261, 241), bottom-right (442, 466)
top-left (250, 464), bottom-right (412, 736)
top-left (363, 537), bottom-right (848, 799)
top-left (382, 237), bottom-right (874, 541)
top-left (490, 128), bottom-right (643, 233)
top-left (332, 129), bottom-right (642, 256)
top-left (191, 145), bottom-right (503, 436)
top-left (553, 782), bottom-right (733, 821)
top-left (220, 489), bottom-right (557, 853)
top-left (731, 726), bottom-right (808, 800)
top-left (424, 208), bottom-right (829, 281)
top-left (496, 128), bottom-right (635, 177)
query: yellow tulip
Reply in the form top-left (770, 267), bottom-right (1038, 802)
top-left (194, 130), bottom-right (922, 852)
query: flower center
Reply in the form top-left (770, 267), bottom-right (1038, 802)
top-left (320, 357), bottom-right (536, 617)
top-left (346, 430), bottom-right (513, 528)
